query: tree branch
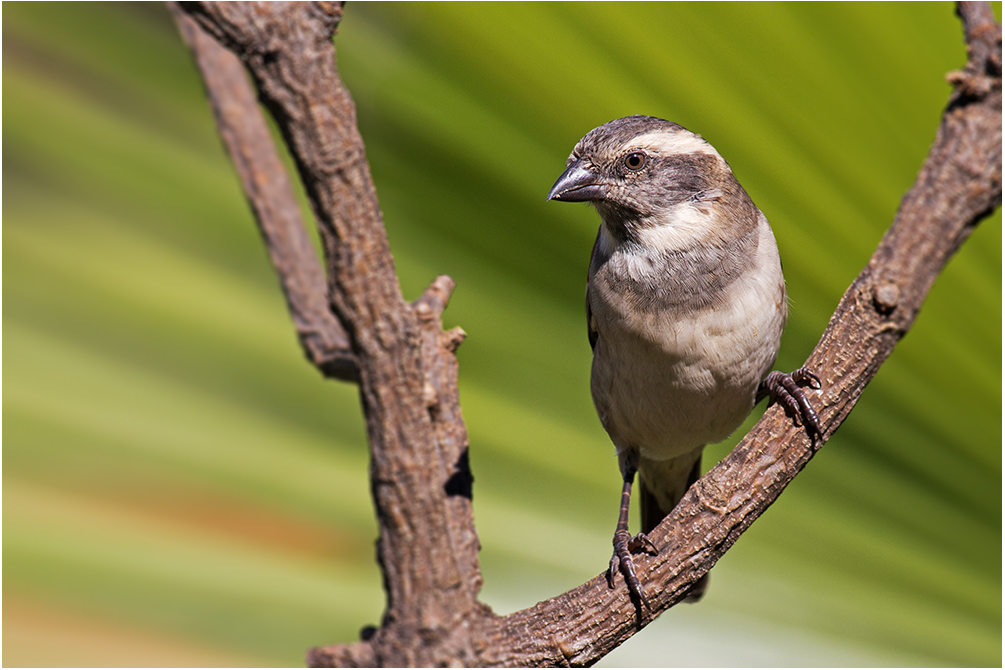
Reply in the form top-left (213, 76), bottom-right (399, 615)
top-left (172, 1), bottom-right (1000, 666)
top-left (169, 2), bottom-right (356, 381)
top-left (174, 2), bottom-right (486, 665)
top-left (477, 3), bottom-right (1001, 664)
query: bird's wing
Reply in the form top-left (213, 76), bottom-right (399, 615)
top-left (586, 228), bottom-right (602, 351)
top-left (586, 291), bottom-right (598, 351)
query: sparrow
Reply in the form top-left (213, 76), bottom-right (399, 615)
top-left (547, 115), bottom-right (822, 610)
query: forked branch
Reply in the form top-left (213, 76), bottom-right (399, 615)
top-left (171, 2), bottom-right (1001, 666)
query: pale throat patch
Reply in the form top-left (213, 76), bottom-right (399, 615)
top-left (635, 203), bottom-right (721, 252)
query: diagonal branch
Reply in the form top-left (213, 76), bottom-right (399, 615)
top-left (169, 2), bottom-right (357, 381)
top-left (478, 2), bottom-right (1001, 664)
top-left (172, 1), bottom-right (1000, 666)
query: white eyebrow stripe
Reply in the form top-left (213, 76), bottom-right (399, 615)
top-left (631, 130), bottom-right (722, 158)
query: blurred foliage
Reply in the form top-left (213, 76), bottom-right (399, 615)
top-left (3, 1), bottom-right (1001, 667)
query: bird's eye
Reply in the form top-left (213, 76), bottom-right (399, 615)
top-left (623, 152), bottom-right (647, 171)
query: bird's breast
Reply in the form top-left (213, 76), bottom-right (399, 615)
top-left (588, 215), bottom-right (786, 460)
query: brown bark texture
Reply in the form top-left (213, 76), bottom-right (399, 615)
top-left (170, 2), bottom-right (1001, 667)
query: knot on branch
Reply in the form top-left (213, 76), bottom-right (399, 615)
top-left (692, 475), bottom-right (732, 515)
top-left (948, 2), bottom-right (1002, 105)
top-left (444, 327), bottom-right (468, 353)
top-left (946, 67), bottom-right (999, 99)
top-left (871, 280), bottom-right (901, 315)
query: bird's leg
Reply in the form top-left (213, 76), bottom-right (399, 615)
top-left (607, 466), bottom-right (658, 611)
top-left (759, 367), bottom-right (823, 439)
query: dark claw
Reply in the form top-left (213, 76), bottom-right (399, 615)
top-left (761, 367), bottom-right (823, 439)
top-left (627, 532), bottom-right (659, 556)
top-left (609, 529), bottom-right (651, 610)
top-left (607, 554), bottom-right (619, 590)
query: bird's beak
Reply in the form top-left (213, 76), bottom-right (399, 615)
top-left (546, 160), bottom-right (606, 202)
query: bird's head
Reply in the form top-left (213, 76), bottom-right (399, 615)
top-left (547, 115), bottom-right (754, 244)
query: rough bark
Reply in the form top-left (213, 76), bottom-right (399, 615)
top-left (171, 2), bottom-right (1001, 666)
top-left (170, 4), bottom-right (356, 381)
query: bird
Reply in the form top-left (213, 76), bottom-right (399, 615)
top-left (547, 115), bottom-right (822, 610)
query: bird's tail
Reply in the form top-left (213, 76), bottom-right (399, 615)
top-left (638, 448), bottom-right (708, 602)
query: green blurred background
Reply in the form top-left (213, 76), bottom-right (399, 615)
top-left (4, 2), bottom-right (1001, 666)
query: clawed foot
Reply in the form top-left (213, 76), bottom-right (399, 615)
top-left (761, 367), bottom-right (823, 439)
top-left (607, 529), bottom-right (659, 610)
